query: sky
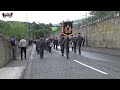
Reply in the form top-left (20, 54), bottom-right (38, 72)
top-left (0, 11), bottom-right (90, 24)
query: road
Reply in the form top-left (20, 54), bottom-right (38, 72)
top-left (22, 44), bottom-right (120, 79)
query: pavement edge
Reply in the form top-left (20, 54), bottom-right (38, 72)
top-left (18, 45), bottom-right (34, 79)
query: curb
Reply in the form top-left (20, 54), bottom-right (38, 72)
top-left (18, 45), bottom-right (34, 79)
top-left (81, 47), bottom-right (120, 56)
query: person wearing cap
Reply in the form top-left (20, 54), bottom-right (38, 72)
top-left (82, 35), bottom-right (85, 46)
top-left (36, 37), bottom-right (40, 54)
top-left (64, 35), bottom-right (70, 59)
top-left (38, 36), bottom-right (45, 59)
top-left (73, 34), bottom-right (77, 53)
top-left (55, 37), bottom-right (59, 50)
top-left (76, 33), bottom-right (83, 54)
top-left (70, 35), bottom-right (74, 51)
top-left (53, 36), bottom-right (56, 49)
top-left (59, 34), bottom-right (65, 56)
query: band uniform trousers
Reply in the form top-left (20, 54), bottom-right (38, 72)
top-left (78, 44), bottom-right (81, 54)
top-left (66, 47), bottom-right (69, 57)
top-left (21, 47), bottom-right (26, 59)
top-left (53, 41), bottom-right (55, 49)
top-left (55, 44), bottom-right (58, 50)
top-left (61, 45), bottom-right (64, 56)
top-left (73, 43), bottom-right (76, 53)
top-left (72, 44), bottom-right (73, 51)
top-left (40, 47), bottom-right (44, 58)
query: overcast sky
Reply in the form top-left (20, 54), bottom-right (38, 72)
top-left (0, 11), bottom-right (90, 24)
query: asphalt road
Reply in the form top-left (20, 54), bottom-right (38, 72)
top-left (22, 45), bottom-right (120, 79)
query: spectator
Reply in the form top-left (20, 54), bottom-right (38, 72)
top-left (19, 36), bottom-right (27, 60)
top-left (10, 36), bottom-right (18, 60)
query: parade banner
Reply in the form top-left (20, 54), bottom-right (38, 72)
top-left (62, 21), bottom-right (73, 35)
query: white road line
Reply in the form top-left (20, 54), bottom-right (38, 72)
top-left (53, 48), bottom-right (108, 75)
top-left (73, 60), bottom-right (108, 75)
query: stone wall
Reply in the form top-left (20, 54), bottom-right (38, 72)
top-left (73, 15), bottom-right (120, 48)
top-left (0, 35), bottom-right (21, 68)
top-left (0, 35), bottom-right (13, 68)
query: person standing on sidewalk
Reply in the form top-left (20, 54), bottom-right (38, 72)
top-left (76, 33), bottom-right (83, 55)
top-left (19, 36), bottom-right (27, 60)
top-left (10, 36), bottom-right (18, 60)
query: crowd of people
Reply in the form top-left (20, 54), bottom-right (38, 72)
top-left (35, 33), bottom-right (85, 59)
top-left (9, 32), bottom-right (85, 60)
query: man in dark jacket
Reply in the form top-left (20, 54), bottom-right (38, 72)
top-left (76, 33), bottom-right (83, 54)
top-left (53, 36), bottom-right (56, 49)
top-left (64, 35), bottom-right (70, 59)
top-left (36, 38), bottom-right (39, 54)
top-left (82, 35), bottom-right (85, 46)
top-left (47, 37), bottom-right (52, 53)
top-left (73, 34), bottom-right (77, 53)
top-left (59, 34), bottom-right (65, 56)
top-left (70, 35), bottom-right (74, 51)
top-left (55, 37), bottom-right (59, 50)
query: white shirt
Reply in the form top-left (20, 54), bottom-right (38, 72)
top-left (19, 39), bottom-right (27, 47)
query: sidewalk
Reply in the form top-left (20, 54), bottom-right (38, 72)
top-left (0, 44), bottom-right (33, 79)
top-left (81, 46), bottom-right (120, 56)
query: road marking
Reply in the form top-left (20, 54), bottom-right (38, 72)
top-left (73, 60), bottom-right (108, 75)
top-left (52, 48), bottom-right (108, 75)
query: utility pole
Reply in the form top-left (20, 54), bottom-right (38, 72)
top-left (26, 11), bottom-right (29, 39)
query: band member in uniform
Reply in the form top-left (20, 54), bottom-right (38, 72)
top-left (36, 37), bottom-right (40, 54)
top-left (59, 34), bottom-right (65, 56)
top-left (64, 35), bottom-right (70, 59)
top-left (82, 35), bottom-right (85, 46)
top-left (70, 35), bottom-right (74, 51)
top-left (73, 34), bottom-right (77, 53)
top-left (38, 36), bottom-right (45, 59)
top-left (53, 36), bottom-right (56, 49)
top-left (55, 37), bottom-right (59, 50)
top-left (76, 33), bottom-right (83, 54)
top-left (47, 37), bottom-right (52, 53)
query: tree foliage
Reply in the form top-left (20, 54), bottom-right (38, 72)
top-left (76, 11), bottom-right (120, 27)
top-left (0, 20), bottom-right (52, 40)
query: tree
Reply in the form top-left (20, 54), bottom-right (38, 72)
top-left (48, 23), bottom-right (53, 27)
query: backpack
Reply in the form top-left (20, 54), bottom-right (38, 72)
top-left (11, 39), bottom-right (16, 46)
